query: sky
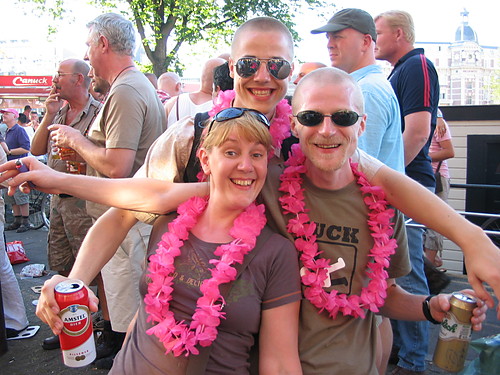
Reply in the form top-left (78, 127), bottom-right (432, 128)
top-left (3, 0), bottom-right (500, 75)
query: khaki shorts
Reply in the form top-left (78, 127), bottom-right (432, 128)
top-left (4, 188), bottom-right (29, 205)
top-left (47, 195), bottom-right (93, 272)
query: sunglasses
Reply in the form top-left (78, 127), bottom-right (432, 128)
top-left (207, 107), bottom-right (270, 134)
top-left (236, 57), bottom-right (291, 80)
top-left (293, 110), bottom-right (362, 127)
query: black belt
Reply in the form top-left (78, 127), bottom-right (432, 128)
top-left (58, 194), bottom-right (73, 199)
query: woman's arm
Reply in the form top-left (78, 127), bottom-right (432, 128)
top-left (0, 157), bottom-right (208, 213)
top-left (372, 166), bottom-right (500, 316)
top-left (259, 301), bottom-right (302, 375)
top-left (430, 139), bottom-right (454, 162)
top-left (36, 208), bottom-right (137, 334)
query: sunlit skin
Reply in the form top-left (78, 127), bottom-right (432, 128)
top-left (374, 17), bottom-right (400, 65)
top-left (199, 130), bottom-right (268, 215)
top-left (291, 81), bottom-right (366, 190)
top-left (51, 61), bottom-right (78, 99)
top-left (229, 29), bottom-right (293, 119)
top-left (88, 67), bottom-right (109, 96)
top-left (293, 62), bottom-right (326, 85)
top-left (2, 111), bottom-right (17, 126)
top-left (327, 29), bottom-right (369, 74)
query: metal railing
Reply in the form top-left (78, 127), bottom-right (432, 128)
top-left (404, 183), bottom-right (500, 240)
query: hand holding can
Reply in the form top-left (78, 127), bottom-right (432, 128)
top-left (55, 280), bottom-right (96, 367)
top-left (433, 292), bottom-right (477, 372)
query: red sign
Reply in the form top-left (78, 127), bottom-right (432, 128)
top-left (0, 75), bottom-right (53, 87)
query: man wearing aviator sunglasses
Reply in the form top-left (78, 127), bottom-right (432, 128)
top-left (235, 57), bottom-right (292, 81)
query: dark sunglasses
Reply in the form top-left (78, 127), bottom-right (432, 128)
top-left (293, 110), bottom-right (362, 127)
top-left (207, 107), bottom-right (270, 134)
top-left (236, 57), bottom-right (291, 80)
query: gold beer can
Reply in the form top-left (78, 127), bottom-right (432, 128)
top-left (433, 292), bottom-right (477, 372)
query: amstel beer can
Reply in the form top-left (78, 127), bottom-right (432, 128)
top-left (55, 279), bottom-right (96, 367)
top-left (433, 292), bottom-right (477, 372)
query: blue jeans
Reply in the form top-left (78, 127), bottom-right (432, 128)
top-left (391, 217), bottom-right (430, 371)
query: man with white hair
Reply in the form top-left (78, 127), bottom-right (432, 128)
top-left (47, 12), bottom-right (164, 367)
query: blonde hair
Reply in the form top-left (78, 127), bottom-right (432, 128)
top-left (200, 111), bottom-right (272, 153)
top-left (375, 10), bottom-right (415, 44)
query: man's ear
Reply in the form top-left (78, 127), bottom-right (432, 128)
top-left (395, 27), bottom-right (404, 42)
top-left (228, 57), bottom-right (235, 79)
top-left (358, 114), bottom-right (367, 136)
top-left (362, 34), bottom-right (373, 52)
top-left (289, 114), bottom-right (299, 138)
top-left (97, 34), bottom-right (109, 53)
top-left (198, 147), bottom-right (210, 175)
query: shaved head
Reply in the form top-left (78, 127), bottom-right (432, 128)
top-left (231, 17), bottom-right (294, 60)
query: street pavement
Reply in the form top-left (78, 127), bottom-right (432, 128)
top-left (1, 226), bottom-right (499, 374)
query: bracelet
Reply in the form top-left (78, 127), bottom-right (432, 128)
top-left (422, 295), bottom-right (440, 324)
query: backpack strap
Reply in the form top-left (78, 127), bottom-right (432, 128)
top-left (175, 95), bottom-right (180, 122)
top-left (186, 226), bottom-right (273, 375)
top-left (183, 111), bottom-right (210, 182)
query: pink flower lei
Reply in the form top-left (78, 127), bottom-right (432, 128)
top-left (279, 144), bottom-right (398, 319)
top-left (144, 196), bottom-right (266, 357)
top-left (209, 89), bottom-right (291, 152)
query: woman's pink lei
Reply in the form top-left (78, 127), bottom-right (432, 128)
top-left (208, 89), bottom-right (291, 152)
top-left (279, 144), bottom-right (397, 319)
top-left (144, 196), bottom-right (266, 357)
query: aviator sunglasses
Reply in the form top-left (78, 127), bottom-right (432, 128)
top-left (207, 107), bottom-right (270, 134)
top-left (236, 57), bottom-right (292, 80)
top-left (294, 110), bottom-right (362, 127)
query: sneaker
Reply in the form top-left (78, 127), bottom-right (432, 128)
top-left (6, 327), bottom-right (27, 339)
top-left (16, 223), bottom-right (31, 233)
top-left (5, 222), bottom-right (21, 231)
top-left (42, 335), bottom-right (61, 350)
top-left (95, 328), bottom-right (125, 359)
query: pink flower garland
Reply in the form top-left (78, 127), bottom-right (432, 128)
top-left (144, 196), bottom-right (266, 357)
top-left (208, 90), bottom-right (291, 152)
top-left (279, 144), bottom-right (398, 319)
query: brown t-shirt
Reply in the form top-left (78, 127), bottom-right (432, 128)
top-left (110, 221), bottom-right (301, 375)
top-left (86, 69), bottom-right (165, 219)
top-left (261, 155), bottom-right (411, 375)
top-left (48, 94), bottom-right (101, 173)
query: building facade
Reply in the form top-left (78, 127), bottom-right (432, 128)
top-left (379, 9), bottom-right (500, 106)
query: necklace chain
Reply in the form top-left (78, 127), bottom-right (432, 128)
top-left (111, 64), bottom-right (135, 87)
